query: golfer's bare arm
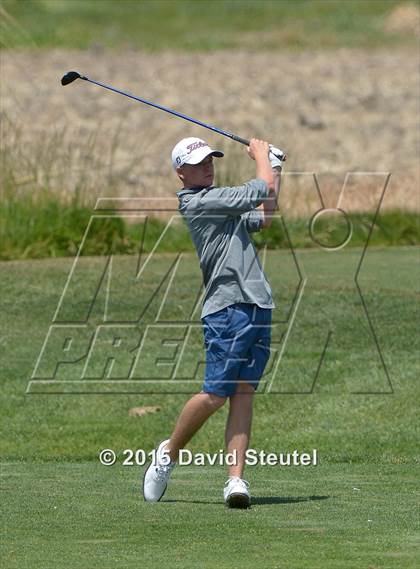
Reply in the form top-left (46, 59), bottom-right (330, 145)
top-left (247, 138), bottom-right (280, 229)
top-left (259, 167), bottom-right (280, 229)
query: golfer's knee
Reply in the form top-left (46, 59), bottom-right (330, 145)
top-left (204, 392), bottom-right (227, 411)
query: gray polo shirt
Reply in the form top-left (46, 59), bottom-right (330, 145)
top-left (176, 179), bottom-right (275, 319)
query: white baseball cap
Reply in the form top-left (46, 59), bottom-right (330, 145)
top-left (171, 137), bottom-right (224, 169)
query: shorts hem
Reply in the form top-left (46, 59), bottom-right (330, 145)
top-left (202, 387), bottom-right (231, 398)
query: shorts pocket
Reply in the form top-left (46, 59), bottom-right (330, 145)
top-left (203, 307), bottom-right (230, 337)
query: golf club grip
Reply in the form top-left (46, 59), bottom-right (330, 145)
top-left (229, 134), bottom-right (250, 146)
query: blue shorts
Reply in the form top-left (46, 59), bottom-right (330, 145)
top-left (202, 302), bottom-right (272, 397)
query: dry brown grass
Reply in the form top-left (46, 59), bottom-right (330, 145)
top-left (1, 48), bottom-right (419, 219)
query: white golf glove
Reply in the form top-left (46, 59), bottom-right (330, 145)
top-left (269, 145), bottom-right (286, 170)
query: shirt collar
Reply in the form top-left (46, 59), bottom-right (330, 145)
top-left (176, 185), bottom-right (214, 198)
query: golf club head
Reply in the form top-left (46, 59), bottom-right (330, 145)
top-left (61, 71), bottom-right (83, 86)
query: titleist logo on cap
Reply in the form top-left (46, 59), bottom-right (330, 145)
top-left (186, 141), bottom-right (208, 154)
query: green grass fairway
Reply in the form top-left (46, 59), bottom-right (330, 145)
top-left (2, 463), bottom-right (419, 569)
top-left (1, 0), bottom-right (416, 51)
top-left (1, 246), bottom-right (419, 567)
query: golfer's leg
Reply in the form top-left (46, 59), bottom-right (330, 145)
top-left (225, 381), bottom-right (255, 478)
top-left (166, 392), bottom-right (226, 462)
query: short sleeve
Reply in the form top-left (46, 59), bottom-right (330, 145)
top-left (240, 209), bottom-right (264, 233)
top-left (191, 179), bottom-right (269, 216)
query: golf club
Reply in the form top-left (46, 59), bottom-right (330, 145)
top-left (61, 70), bottom-right (286, 161)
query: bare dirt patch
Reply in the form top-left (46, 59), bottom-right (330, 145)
top-left (1, 48), bottom-right (419, 218)
top-left (128, 406), bottom-right (161, 417)
top-left (383, 2), bottom-right (420, 36)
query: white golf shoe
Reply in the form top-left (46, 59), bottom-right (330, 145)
top-left (143, 439), bottom-right (176, 502)
top-left (223, 476), bottom-right (251, 508)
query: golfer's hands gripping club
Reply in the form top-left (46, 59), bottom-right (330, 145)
top-left (247, 139), bottom-right (285, 171)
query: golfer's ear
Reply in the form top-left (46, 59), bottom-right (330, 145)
top-left (176, 167), bottom-right (185, 181)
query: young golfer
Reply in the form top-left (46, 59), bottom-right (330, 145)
top-left (143, 137), bottom-right (282, 507)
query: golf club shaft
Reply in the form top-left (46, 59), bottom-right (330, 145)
top-left (80, 75), bottom-right (250, 146)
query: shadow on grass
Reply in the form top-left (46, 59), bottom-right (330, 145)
top-left (253, 495), bottom-right (330, 505)
top-left (163, 495), bottom-right (329, 505)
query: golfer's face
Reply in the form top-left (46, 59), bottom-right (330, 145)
top-left (181, 155), bottom-right (214, 187)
